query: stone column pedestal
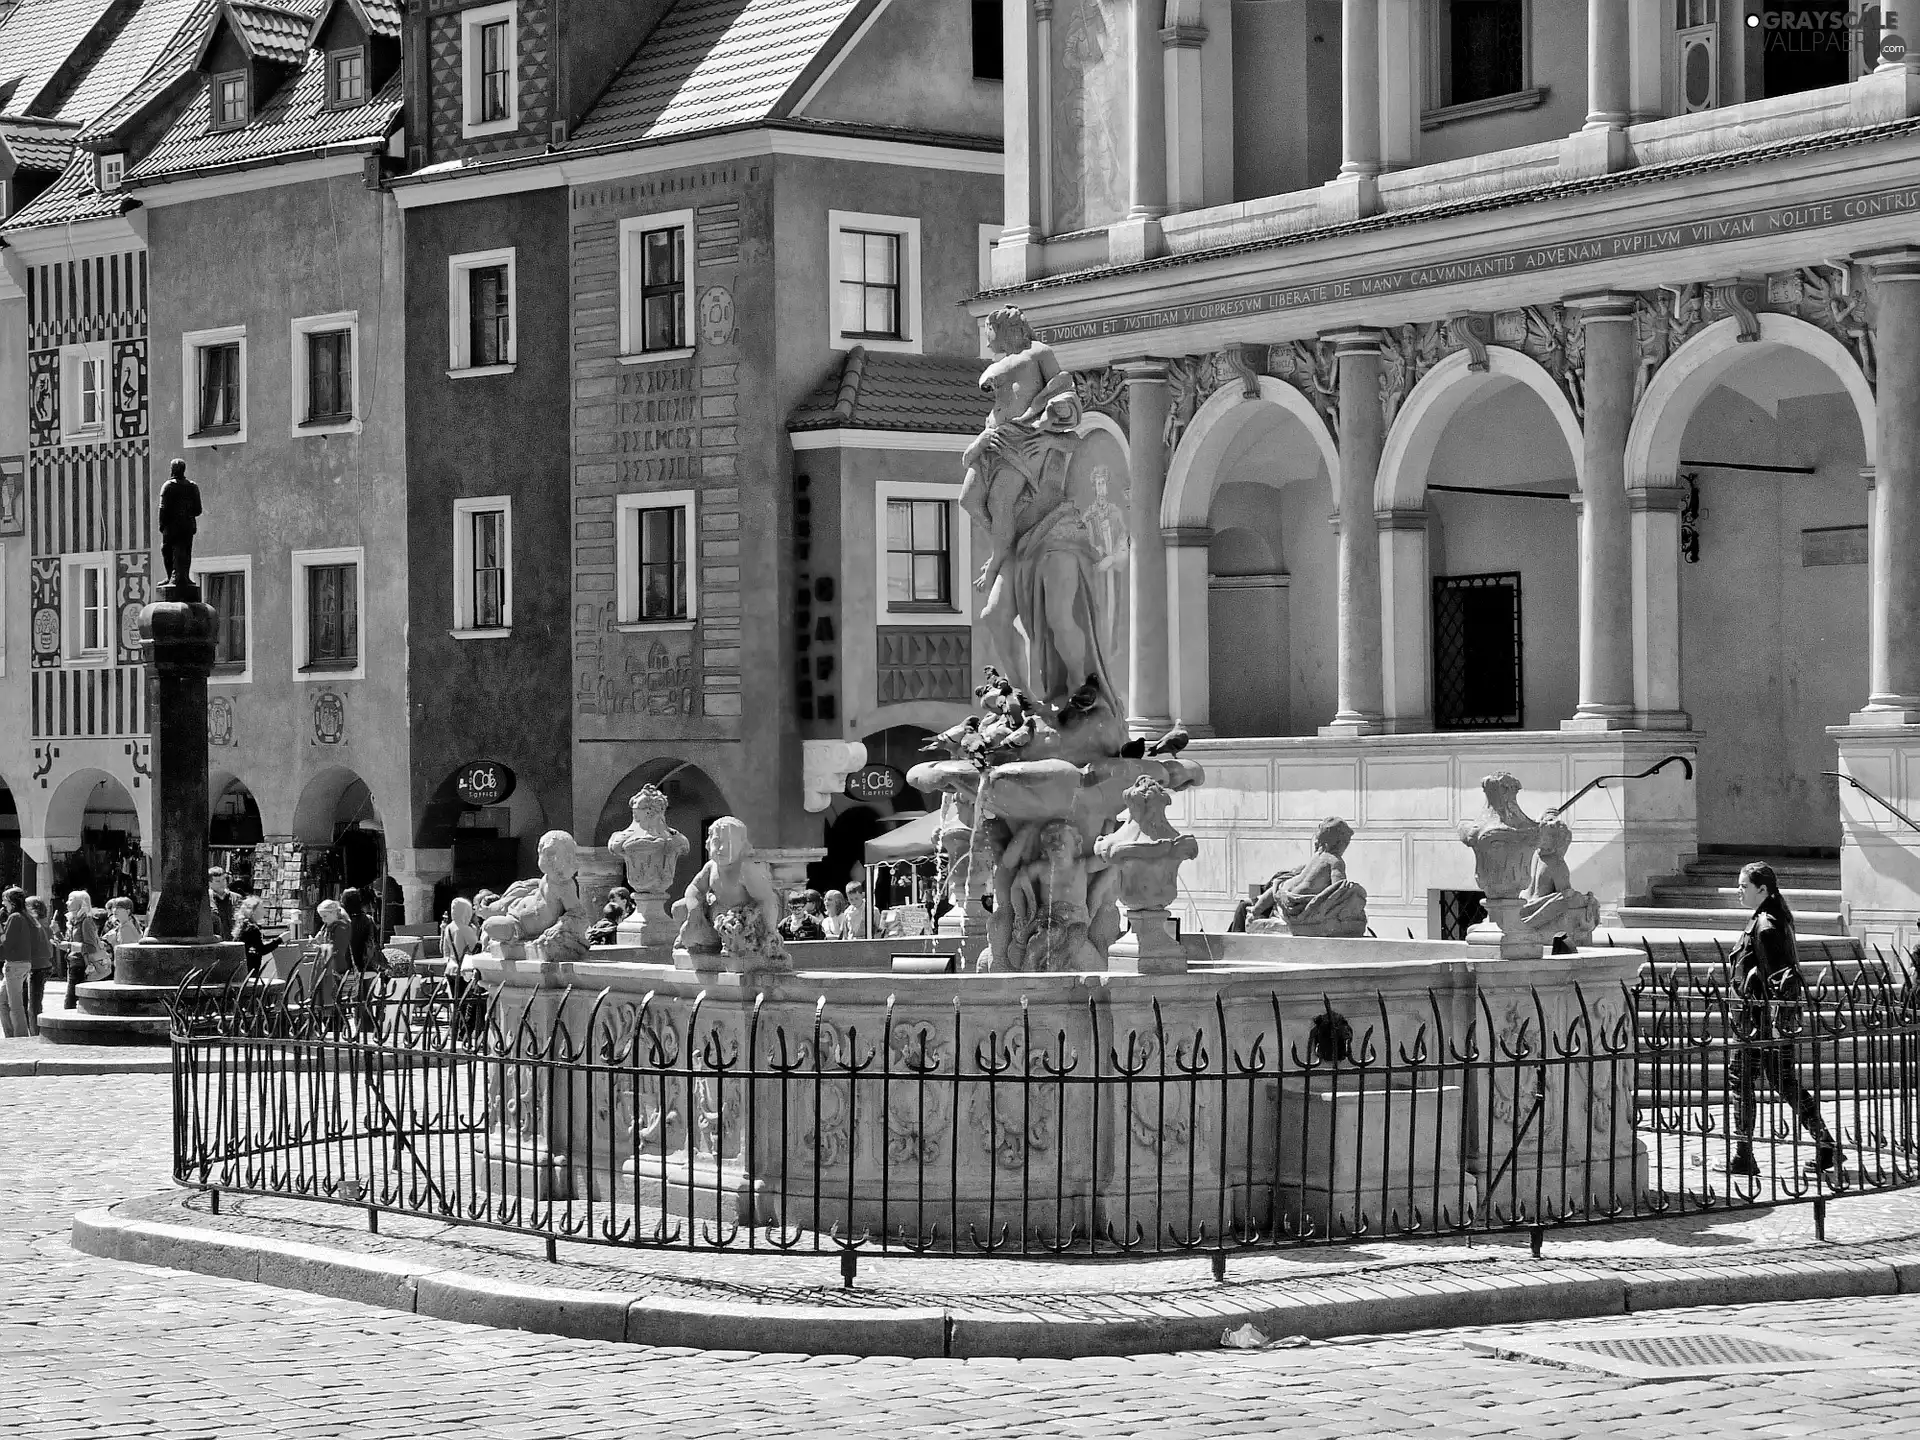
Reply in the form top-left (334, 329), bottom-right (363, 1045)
top-left (756, 848), bottom-right (826, 899)
top-left (41, 587), bottom-right (244, 1044)
top-left (574, 846), bottom-right (626, 919)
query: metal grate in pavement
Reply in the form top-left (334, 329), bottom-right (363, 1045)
top-left (1562, 1334), bottom-right (1830, 1368)
top-left (1469, 1326), bottom-right (1917, 1380)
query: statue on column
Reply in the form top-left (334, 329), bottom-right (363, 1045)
top-left (157, 458), bottom-right (202, 594)
top-left (961, 305), bottom-right (1117, 711)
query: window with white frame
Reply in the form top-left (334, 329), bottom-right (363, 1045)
top-left (875, 482), bottom-right (970, 624)
top-left (618, 211), bottom-right (693, 360)
top-left (615, 491), bottom-right (695, 626)
top-left (97, 152), bottom-right (124, 190)
top-left (59, 342), bottom-right (109, 442)
top-left (828, 210), bottom-right (921, 354)
top-left (461, 2), bottom-right (518, 136)
top-left (183, 324), bottom-right (246, 444)
top-left (290, 311), bottom-right (359, 433)
top-left (452, 497), bottom-right (512, 635)
top-left (63, 554), bottom-right (114, 662)
top-left (1426, 0), bottom-right (1531, 113)
top-left (448, 248), bottom-right (516, 375)
top-left (291, 547), bottom-right (365, 679)
top-left (192, 555), bottom-right (251, 682)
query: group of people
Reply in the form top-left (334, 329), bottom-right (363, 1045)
top-left (0, 888), bottom-right (142, 1037)
top-left (776, 882), bottom-right (869, 943)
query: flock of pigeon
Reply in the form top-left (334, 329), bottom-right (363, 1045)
top-left (921, 667), bottom-right (1189, 772)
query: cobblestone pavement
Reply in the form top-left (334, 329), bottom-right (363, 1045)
top-left (11, 1073), bottom-right (1920, 1438)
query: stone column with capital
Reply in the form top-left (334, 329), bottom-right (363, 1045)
top-left (1628, 483), bottom-right (1690, 730)
top-left (387, 847), bottom-right (453, 928)
top-left (1566, 293), bottom-right (1637, 730)
top-left (1163, 526), bottom-right (1212, 731)
top-left (1122, 360), bottom-right (1174, 732)
top-left (1377, 507), bottom-right (1431, 732)
top-left (1323, 330), bottom-right (1385, 735)
top-left (1110, 0), bottom-right (1168, 263)
top-left (1161, 17), bottom-right (1208, 213)
top-left (1858, 250), bottom-right (1920, 723)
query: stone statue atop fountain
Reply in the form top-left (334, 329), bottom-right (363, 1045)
top-left (1459, 773), bottom-right (1544, 957)
top-left (1518, 815), bottom-right (1600, 949)
top-left (1095, 777), bottom-right (1199, 973)
top-left (607, 784), bottom-right (689, 949)
top-left (1244, 818), bottom-right (1370, 938)
top-left (672, 816), bottom-right (789, 972)
top-left (962, 305), bottom-right (1117, 711)
top-left (479, 829), bottom-right (591, 964)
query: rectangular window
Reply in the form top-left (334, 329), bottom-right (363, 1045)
top-left (470, 266), bottom-right (510, 367)
top-left (305, 563), bottom-right (359, 670)
top-left (635, 507), bottom-right (687, 622)
top-left (453, 497), bottom-right (512, 635)
top-left (1440, 0), bottom-right (1526, 107)
top-left (836, 230), bottom-right (902, 339)
top-left (1433, 572), bottom-right (1523, 729)
top-left (328, 49), bottom-right (365, 107)
top-left (306, 330), bottom-right (352, 422)
top-left (639, 226), bottom-right (686, 352)
top-left (79, 356), bottom-right (104, 427)
top-left (196, 343), bottom-right (241, 433)
top-left (971, 0), bottom-right (1004, 80)
top-left (479, 19), bottom-right (511, 121)
top-left (885, 498), bottom-right (952, 610)
top-left (213, 72), bottom-right (247, 128)
top-left (78, 563), bottom-right (111, 656)
top-left (204, 570), bottom-right (247, 672)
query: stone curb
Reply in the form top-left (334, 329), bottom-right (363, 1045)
top-left (0, 1055), bottom-right (172, 1077)
top-left (68, 1206), bottom-right (1920, 1359)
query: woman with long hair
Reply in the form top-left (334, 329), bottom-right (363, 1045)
top-left (0, 888), bottom-right (31, 1038)
top-left (1724, 862), bottom-right (1841, 1177)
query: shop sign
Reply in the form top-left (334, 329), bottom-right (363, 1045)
top-left (457, 760), bottom-right (516, 808)
top-left (845, 764), bottom-right (904, 803)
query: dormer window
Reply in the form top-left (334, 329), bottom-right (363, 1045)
top-left (212, 71), bottom-right (248, 129)
top-left (327, 47), bottom-right (364, 107)
top-left (97, 152), bottom-right (125, 190)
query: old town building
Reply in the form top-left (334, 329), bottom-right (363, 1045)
top-left (393, 0), bottom-right (1002, 904)
top-left (981, 1), bottom-right (1920, 945)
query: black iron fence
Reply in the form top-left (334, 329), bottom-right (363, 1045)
top-left (170, 949), bottom-right (1920, 1278)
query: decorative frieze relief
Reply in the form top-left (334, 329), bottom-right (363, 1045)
top-left (1267, 339), bottom-right (1340, 437)
top-left (1072, 367), bottom-right (1129, 430)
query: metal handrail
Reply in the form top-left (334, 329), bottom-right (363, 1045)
top-left (1823, 770), bottom-right (1920, 836)
top-left (1547, 754), bottom-right (1694, 820)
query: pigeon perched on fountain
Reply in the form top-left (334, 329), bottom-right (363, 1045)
top-left (924, 716), bottom-right (981, 759)
top-left (1148, 722), bottom-right (1189, 758)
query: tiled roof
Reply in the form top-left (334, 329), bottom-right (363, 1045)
top-left (568, 0), bottom-right (864, 149)
top-left (124, 57), bottom-right (398, 182)
top-left (79, 0), bottom-right (220, 142)
top-left (57, 0), bottom-right (208, 123)
top-left (0, 0), bottom-right (121, 114)
top-left (789, 347), bottom-right (985, 434)
top-left (0, 115), bottom-right (80, 171)
top-left (220, 1), bottom-right (311, 66)
top-left (5, 150), bottom-right (126, 227)
top-left (350, 0), bottom-right (400, 40)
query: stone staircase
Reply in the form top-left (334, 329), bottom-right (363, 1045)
top-left (1615, 850), bottom-right (1848, 938)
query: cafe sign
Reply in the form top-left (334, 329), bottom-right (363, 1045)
top-left (457, 760), bottom-right (516, 808)
top-left (845, 764), bottom-right (905, 803)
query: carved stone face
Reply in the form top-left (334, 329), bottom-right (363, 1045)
top-left (537, 829), bottom-right (578, 879)
top-left (708, 817), bottom-right (748, 866)
top-left (1091, 467), bottom-right (1110, 501)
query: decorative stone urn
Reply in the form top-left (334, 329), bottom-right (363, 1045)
top-left (1458, 772), bottom-right (1543, 959)
top-left (608, 784), bottom-right (690, 951)
top-left (1094, 778), bottom-right (1199, 974)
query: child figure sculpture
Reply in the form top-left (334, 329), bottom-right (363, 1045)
top-left (478, 830), bottom-right (590, 963)
top-left (673, 816), bottom-right (789, 970)
top-left (1247, 818), bottom-right (1370, 938)
top-left (1518, 816), bottom-right (1600, 948)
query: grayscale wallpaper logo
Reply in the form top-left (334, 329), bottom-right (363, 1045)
top-left (1748, 5), bottom-right (1904, 61)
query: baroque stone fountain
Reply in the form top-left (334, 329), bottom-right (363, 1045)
top-left (467, 308), bottom-right (1642, 1240)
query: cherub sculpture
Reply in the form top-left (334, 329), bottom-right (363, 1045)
top-left (672, 816), bottom-right (788, 969)
top-left (478, 829), bottom-right (591, 963)
top-left (1245, 818), bottom-right (1369, 938)
top-left (1518, 815), bottom-right (1600, 948)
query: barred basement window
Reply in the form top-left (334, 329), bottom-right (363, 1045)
top-left (1432, 571), bottom-right (1523, 729)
